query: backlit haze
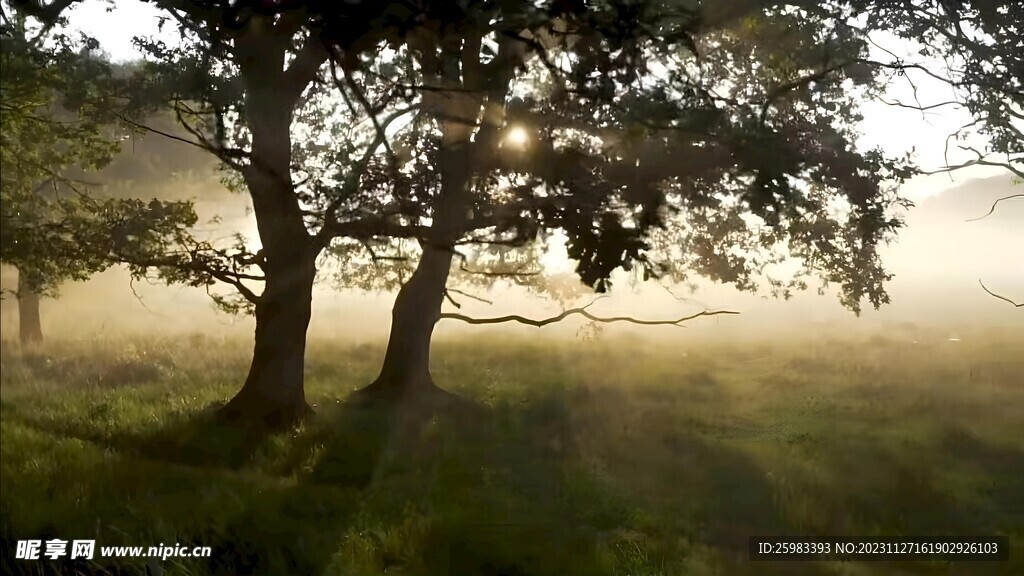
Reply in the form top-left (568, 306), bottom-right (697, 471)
top-left (1, 2), bottom-right (1021, 344)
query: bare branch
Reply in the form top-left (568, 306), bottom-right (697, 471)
top-left (128, 276), bottom-right (164, 316)
top-left (660, 284), bottom-right (711, 310)
top-left (442, 289), bottom-right (461, 309)
top-left (447, 287), bottom-right (493, 305)
top-left (341, 64), bottom-right (395, 162)
top-left (442, 299), bottom-right (739, 327)
top-left (918, 156), bottom-right (1024, 180)
top-left (116, 114), bottom-right (210, 154)
top-left (966, 194), bottom-right (1024, 222)
top-left (979, 279), bottom-right (1023, 308)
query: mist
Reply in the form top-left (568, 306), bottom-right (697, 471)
top-left (4, 167), bottom-right (1019, 347)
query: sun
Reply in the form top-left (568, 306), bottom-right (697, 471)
top-left (504, 126), bottom-right (530, 148)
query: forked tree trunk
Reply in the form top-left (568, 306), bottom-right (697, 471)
top-left (357, 33), bottom-right (494, 405)
top-left (359, 246), bottom-right (455, 401)
top-left (218, 252), bottom-right (316, 427)
top-left (17, 270), bottom-right (43, 345)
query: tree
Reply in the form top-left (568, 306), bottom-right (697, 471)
top-left (307, 0), bottom-right (1020, 403)
top-left (309, 2), bottom-right (899, 402)
top-left (10, 0), bottom-right (430, 426)
top-left (0, 7), bottom-right (197, 344)
top-left (1, 11), bottom-right (103, 342)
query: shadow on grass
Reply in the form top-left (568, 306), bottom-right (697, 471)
top-left (6, 401), bottom-right (275, 471)
top-left (0, 382), bottom-right (840, 576)
top-left (298, 389), bottom-right (615, 575)
top-left (13, 378), bottom-right (1017, 575)
top-left (273, 383), bottom-right (835, 576)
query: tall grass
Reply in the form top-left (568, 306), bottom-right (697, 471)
top-left (1, 330), bottom-right (1022, 575)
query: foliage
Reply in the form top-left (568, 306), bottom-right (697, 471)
top-left (8, 0), bottom-right (1019, 316)
top-left (319, 1), bottom-right (921, 313)
top-left (0, 10), bottom-right (118, 294)
top-left (0, 7), bottom-right (199, 298)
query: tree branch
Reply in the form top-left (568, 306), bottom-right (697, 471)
top-left (10, 0), bottom-right (76, 25)
top-left (283, 35), bottom-right (328, 104)
top-left (451, 248), bottom-right (540, 278)
top-left (447, 287), bottom-right (493, 305)
top-left (442, 289), bottom-right (462, 309)
top-left (759, 60), bottom-right (852, 122)
top-left (314, 105), bottom-right (418, 246)
top-left (441, 299), bottom-right (739, 327)
top-left (966, 194), bottom-right (1024, 222)
top-left (918, 156), bottom-right (1024, 180)
top-left (979, 279), bottom-right (1023, 308)
top-left (116, 114), bottom-right (211, 154)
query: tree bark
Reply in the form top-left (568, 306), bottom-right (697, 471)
top-left (17, 270), bottom-right (43, 345)
top-left (217, 23), bottom-right (324, 428)
top-left (218, 251), bottom-right (316, 428)
top-left (359, 245), bottom-right (455, 401)
top-left (358, 131), bottom-right (473, 403)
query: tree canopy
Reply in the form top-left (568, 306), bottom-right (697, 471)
top-left (1, 7), bottom-right (204, 285)
top-left (76, 0), bottom-right (1020, 316)
top-left (0, 10), bottom-right (123, 295)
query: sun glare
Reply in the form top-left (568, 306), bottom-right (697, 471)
top-left (504, 126), bottom-right (530, 148)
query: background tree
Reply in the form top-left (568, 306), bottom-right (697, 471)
top-left (0, 11), bottom-right (110, 343)
top-left (0, 8), bottom-right (198, 344)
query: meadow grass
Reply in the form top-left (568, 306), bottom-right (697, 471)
top-left (0, 329), bottom-right (1022, 575)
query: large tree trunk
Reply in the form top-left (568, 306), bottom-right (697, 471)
top-left (217, 252), bottom-right (316, 427)
top-left (17, 270), bottom-right (42, 345)
top-left (216, 23), bottom-right (326, 428)
top-left (359, 246), bottom-right (455, 401)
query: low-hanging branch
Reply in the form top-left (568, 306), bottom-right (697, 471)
top-left (440, 299), bottom-right (739, 327)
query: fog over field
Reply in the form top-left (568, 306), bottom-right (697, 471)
top-left (3, 172), bottom-right (1019, 344)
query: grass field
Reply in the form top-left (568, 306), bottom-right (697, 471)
top-left (1, 329), bottom-right (1022, 575)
